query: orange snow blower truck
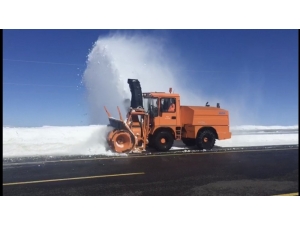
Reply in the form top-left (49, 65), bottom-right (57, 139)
top-left (104, 79), bottom-right (231, 153)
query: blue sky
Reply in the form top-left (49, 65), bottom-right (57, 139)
top-left (3, 29), bottom-right (298, 127)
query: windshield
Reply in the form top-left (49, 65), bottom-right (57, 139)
top-left (143, 97), bottom-right (158, 117)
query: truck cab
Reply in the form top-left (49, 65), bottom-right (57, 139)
top-left (142, 92), bottom-right (181, 127)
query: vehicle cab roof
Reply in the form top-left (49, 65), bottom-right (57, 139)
top-left (143, 92), bottom-right (180, 98)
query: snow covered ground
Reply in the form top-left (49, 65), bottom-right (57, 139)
top-left (3, 125), bottom-right (298, 158)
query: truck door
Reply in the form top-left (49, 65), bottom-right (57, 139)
top-left (159, 98), bottom-right (178, 126)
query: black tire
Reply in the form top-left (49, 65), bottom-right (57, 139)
top-left (196, 130), bottom-right (216, 150)
top-left (181, 138), bottom-right (196, 147)
top-left (153, 131), bottom-right (174, 151)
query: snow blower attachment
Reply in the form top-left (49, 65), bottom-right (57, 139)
top-left (105, 79), bottom-right (150, 153)
top-left (105, 79), bottom-right (232, 153)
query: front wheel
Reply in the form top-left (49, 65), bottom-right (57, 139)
top-left (153, 131), bottom-right (174, 151)
top-left (196, 130), bottom-right (216, 150)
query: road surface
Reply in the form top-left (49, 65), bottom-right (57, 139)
top-left (3, 145), bottom-right (299, 196)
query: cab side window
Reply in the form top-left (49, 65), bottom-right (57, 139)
top-left (160, 98), bottom-right (176, 113)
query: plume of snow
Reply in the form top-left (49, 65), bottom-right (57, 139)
top-left (83, 32), bottom-right (206, 124)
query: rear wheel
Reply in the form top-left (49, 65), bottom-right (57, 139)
top-left (181, 138), bottom-right (196, 147)
top-left (153, 131), bottom-right (174, 151)
top-left (196, 130), bottom-right (216, 150)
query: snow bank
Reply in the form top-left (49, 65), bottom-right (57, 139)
top-left (215, 133), bottom-right (298, 147)
top-left (3, 125), bottom-right (298, 158)
top-left (231, 125), bottom-right (298, 131)
top-left (3, 125), bottom-right (120, 157)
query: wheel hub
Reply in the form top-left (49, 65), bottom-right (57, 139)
top-left (160, 138), bottom-right (166, 144)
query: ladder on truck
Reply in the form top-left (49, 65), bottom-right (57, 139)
top-left (175, 127), bottom-right (182, 140)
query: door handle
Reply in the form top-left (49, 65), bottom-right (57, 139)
top-left (171, 116), bottom-right (176, 119)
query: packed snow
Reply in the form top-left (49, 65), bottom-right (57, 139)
top-left (3, 125), bottom-right (298, 158)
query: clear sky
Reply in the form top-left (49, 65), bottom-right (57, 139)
top-left (3, 29), bottom-right (298, 127)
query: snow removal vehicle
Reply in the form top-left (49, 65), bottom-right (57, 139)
top-left (104, 79), bottom-right (231, 153)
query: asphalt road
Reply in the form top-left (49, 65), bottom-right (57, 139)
top-left (3, 145), bottom-right (299, 196)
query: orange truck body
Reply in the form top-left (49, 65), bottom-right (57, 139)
top-left (148, 92), bottom-right (231, 140)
